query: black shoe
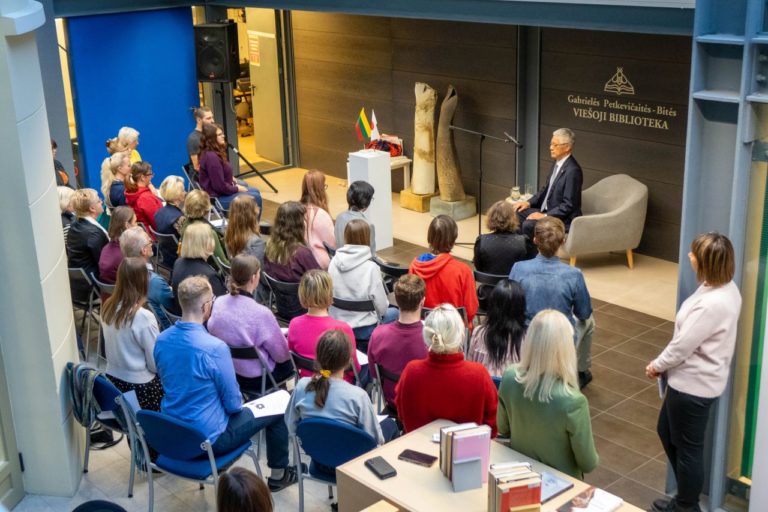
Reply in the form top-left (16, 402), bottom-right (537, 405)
top-left (651, 498), bottom-right (678, 512)
top-left (578, 370), bottom-right (593, 389)
top-left (267, 463), bottom-right (306, 492)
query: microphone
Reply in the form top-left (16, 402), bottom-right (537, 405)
top-left (504, 132), bottom-right (523, 148)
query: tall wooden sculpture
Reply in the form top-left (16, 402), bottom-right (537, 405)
top-left (411, 82), bottom-right (437, 195)
top-left (436, 85), bottom-right (465, 201)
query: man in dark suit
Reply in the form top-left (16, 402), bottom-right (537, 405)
top-left (513, 128), bottom-right (583, 239)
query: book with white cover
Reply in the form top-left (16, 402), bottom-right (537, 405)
top-left (243, 390), bottom-right (291, 418)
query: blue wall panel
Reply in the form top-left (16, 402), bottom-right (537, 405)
top-left (67, 7), bottom-right (198, 193)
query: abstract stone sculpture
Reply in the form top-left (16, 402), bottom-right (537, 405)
top-left (436, 85), bottom-right (465, 201)
top-left (412, 82), bottom-right (437, 195)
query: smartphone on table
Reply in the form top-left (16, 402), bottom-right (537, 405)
top-left (398, 449), bottom-right (438, 467)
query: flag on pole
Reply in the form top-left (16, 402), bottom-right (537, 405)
top-left (355, 107), bottom-right (371, 141)
top-left (370, 110), bottom-right (380, 141)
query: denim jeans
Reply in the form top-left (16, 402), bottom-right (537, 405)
top-left (211, 409), bottom-right (289, 469)
top-left (217, 186), bottom-right (263, 211)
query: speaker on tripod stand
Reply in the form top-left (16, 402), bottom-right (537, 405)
top-left (194, 21), bottom-right (239, 83)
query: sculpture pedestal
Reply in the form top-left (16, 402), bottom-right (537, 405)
top-left (400, 189), bottom-right (438, 213)
top-left (348, 150), bottom-right (393, 250)
top-left (429, 196), bottom-right (477, 221)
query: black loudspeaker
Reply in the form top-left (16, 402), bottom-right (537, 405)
top-left (194, 21), bottom-right (239, 83)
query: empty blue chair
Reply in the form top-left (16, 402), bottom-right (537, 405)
top-left (293, 418), bottom-right (377, 512)
top-left (134, 410), bottom-right (260, 512)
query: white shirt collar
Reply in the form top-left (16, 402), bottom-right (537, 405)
top-left (83, 216), bottom-right (108, 236)
top-left (555, 154), bottom-right (571, 168)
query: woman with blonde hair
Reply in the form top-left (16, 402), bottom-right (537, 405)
top-left (101, 257), bottom-right (163, 411)
top-left (497, 309), bottom-right (598, 478)
top-left (287, 270), bottom-right (360, 382)
top-left (646, 232), bottom-right (741, 512)
top-left (224, 194), bottom-right (264, 261)
top-left (105, 126), bottom-right (141, 163)
top-left (154, 175), bottom-right (186, 268)
top-left (300, 169), bottom-right (335, 269)
top-left (180, 189), bottom-right (229, 266)
top-left (396, 304), bottom-right (498, 433)
top-left (124, 161), bottom-right (162, 232)
top-left (100, 151), bottom-right (131, 208)
top-left (171, 222), bottom-right (226, 301)
top-left (66, 188), bottom-right (109, 302)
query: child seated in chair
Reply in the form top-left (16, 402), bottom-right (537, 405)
top-left (285, 329), bottom-right (399, 446)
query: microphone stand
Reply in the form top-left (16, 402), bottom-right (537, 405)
top-left (227, 142), bottom-right (278, 193)
top-left (449, 125), bottom-right (522, 247)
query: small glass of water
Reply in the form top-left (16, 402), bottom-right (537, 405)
top-left (525, 184), bottom-right (534, 196)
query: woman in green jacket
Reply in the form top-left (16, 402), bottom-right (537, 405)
top-left (497, 309), bottom-right (598, 479)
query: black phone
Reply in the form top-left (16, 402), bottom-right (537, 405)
top-left (398, 449), bottom-right (438, 467)
top-left (364, 456), bottom-right (397, 479)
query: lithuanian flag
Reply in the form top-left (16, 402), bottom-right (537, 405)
top-left (355, 107), bottom-right (371, 141)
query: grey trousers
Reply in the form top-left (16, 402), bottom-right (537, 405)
top-left (574, 314), bottom-right (596, 372)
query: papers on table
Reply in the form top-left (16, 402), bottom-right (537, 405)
top-left (244, 389), bottom-right (291, 418)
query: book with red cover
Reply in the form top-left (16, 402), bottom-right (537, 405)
top-left (498, 477), bottom-right (542, 510)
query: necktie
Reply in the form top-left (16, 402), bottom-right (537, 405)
top-left (541, 163), bottom-right (561, 212)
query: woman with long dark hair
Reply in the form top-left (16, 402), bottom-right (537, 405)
top-left (468, 280), bottom-right (526, 377)
top-left (98, 206), bottom-right (137, 284)
top-left (224, 194), bottom-right (264, 261)
top-left (100, 257), bottom-right (163, 411)
top-left (300, 169), bottom-right (335, 269)
top-left (198, 123), bottom-right (262, 210)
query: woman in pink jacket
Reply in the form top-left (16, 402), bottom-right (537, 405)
top-left (300, 170), bottom-right (335, 269)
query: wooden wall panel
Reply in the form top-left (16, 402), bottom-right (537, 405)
top-left (539, 29), bottom-right (691, 261)
top-left (293, 11), bottom-right (517, 212)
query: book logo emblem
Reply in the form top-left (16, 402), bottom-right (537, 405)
top-left (604, 67), bottom-right (635, 96)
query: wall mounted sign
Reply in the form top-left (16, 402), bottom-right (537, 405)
top-left (569, 66), bottom-right (679, 130)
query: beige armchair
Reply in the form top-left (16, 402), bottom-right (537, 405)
top-left (560, 174), bottom-right (648, 268)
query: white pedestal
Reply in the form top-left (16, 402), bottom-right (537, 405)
top-left (347, 150), bottom-right (393, 251)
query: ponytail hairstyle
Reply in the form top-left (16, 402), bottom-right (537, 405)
top-left (228, 254), bottom-right (261, 295)
top-left (125, 161), bottom-right (153, 193)
top-left (305, 329), bottom-right (352, 408)
top-left (423, 304), bottom-right (465, 354)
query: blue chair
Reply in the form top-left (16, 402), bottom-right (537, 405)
top-left (492, 376), bottom-right (502, 389)
top-left (133, 410), bottom-right (261, 512)
top-left (293, 418), bottom-right (378, 512)
top-left (84, 375), bottom-right (136, 497)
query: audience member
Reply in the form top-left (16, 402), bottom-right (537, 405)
top-left (154, 175), bottom-right (186, 269)
top-left (198, 123), bottom-right (262, 210)
top-left (217, 467), bottom-right (273, 512)
top-left (187, 106), bottom-right (214, 172)
top-left (52, 139), bottom-right (71, 188)
top-left (646, 233), bottom-right (741, 512)
top-left (512, 127), bottom-right (583, 239)
top-left (100, 257), bottom-right (163, 411)
top-left (334, 180), bottom-right (376, 254)
top-left (409, 215), bottom-right (478, 326)
top-left (300, 169), bottom-right (335, 269)
top-left (120, 227), bottom-right (175, 330)
top-left (263, 201), bottom-right (321, 319)
top-left (125, 162), bottom-right (162, 232)
top-left (287, 270), bottom-right (360, 382)
top-left (509, 217), bottom-right (595, 389)
top-left (468, 280), bottom-right (526, 377)
top-left (207, 254), bottom-right (293, 394)
top-left (172, 222), bottom-right (226, 300)
top-left (474, 200), bottom-right (536, 275)
top-left (100, 152), bottom-right (131, 208)
top-left (286, 329), bottom-right (398, 447)
top-left (329, 220), bottom-right (396, 346)
top-left (497, 309), bottom-right (598, 478)
top-left (224, 195), bottom-right (264, 261)
top-left (98, 206), bottom-right (136, 284)
top-left (181, 189), bottom-right (229, 266)
top-left (67, 188), bottom-right (109, 302)
top-left (58, 186), bottom-right (76, 232)
top-left (367, 274), bottom-right (428, 409)
top-left (154, 276), bottom-right (298, 492)
top-left (395, 304), bottom-right (497, 434)
top-left (106, 126), bottom-right (142, 164)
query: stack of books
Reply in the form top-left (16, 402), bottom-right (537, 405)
top-left (487, 462), bottom-right (542, 512)
top-left (438, 423), bottom-right (492, 492)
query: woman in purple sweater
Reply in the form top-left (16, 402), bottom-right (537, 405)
top-left (207, 254), bottom-right (293, 394)
top-left (198, 123), bottom-right (262, 211)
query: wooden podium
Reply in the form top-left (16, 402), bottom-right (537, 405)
top-left (347, 150), bottom-right (394, 251)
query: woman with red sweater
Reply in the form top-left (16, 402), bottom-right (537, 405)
top-left (409, 215), bottom-right (478, 326)
top-left (395, 304), bottom-right (497, 435)
top-left (125, 161), bottom-right (162, 232)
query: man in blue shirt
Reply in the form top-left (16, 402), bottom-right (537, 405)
top-left (509, 217), bottom-right (596, 389)
top-left (154, 275), bottom-right (298, 491)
